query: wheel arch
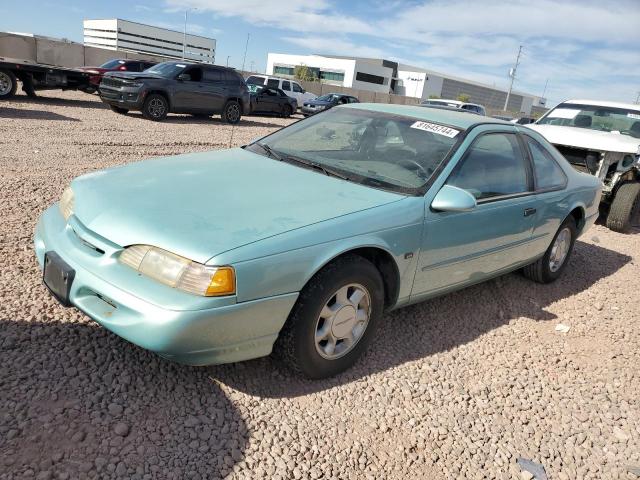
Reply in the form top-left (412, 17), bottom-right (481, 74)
top-left (568, 204), bottom-right (586, 231)
top-left (303, 244), bottom-right (402, 311)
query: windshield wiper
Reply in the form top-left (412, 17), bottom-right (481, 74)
top-left (281, 154), bottom-right (349, 180)
top-left (255, 142), bottom-right (283, 161)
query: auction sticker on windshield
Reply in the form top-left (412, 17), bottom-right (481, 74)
top-left (410, 121), bottom-right (459, 138)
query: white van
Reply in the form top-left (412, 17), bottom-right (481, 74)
top-left (246, 75), bottom-right (316, 107)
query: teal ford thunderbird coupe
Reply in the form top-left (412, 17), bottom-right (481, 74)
top-left (35, 104), bottom-right (601, 378)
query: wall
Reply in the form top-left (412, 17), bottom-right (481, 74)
top-left (351, 59), bottom-right (393, 94)
top-left (267, 53), bottom-right (355, 87)
top-left (395, 70), bottom-right (427, 98)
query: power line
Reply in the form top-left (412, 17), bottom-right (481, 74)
top-left (504, 45), bottom-right (523, 111)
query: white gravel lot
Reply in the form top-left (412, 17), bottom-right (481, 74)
top-left (0, 90), bottom-right (639, 480)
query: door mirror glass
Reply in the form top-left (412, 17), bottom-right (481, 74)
top-left (177, 73), bottom-right (191, 82)
top-left (431, 185), bottom-right (477, 212)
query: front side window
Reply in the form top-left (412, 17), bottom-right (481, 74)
top-left (246, 108), bottom-right (461, 192)
top-left (447, 133), bottom-right (530, 200)
top-left (524, 137), bottom-right (567, 191)
top-left (292, 83), bottom-right (303, 93)
top-left (282, 81), bottom-right (291, 91)
top-left (266, 78), bottom-right (280, 88)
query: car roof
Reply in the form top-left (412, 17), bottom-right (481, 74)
top-left (340, 103), bottom-right (508, 129)
top-left (560, 99), bottom-right (640, 110)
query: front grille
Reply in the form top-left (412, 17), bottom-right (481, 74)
top-left (101, 77), bottom-right (130, 88)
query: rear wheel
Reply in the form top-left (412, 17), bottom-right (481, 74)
top-left (221, 100), bottom-right (241, 124)
top-left (0, 69), bottom-right (17, 100)
top-left (142, 93), bottom-right (168, 121)
top-left (523, 216), bottom-right (577, 283)
top-left (110, 105), bottom-right (129, 115)
top-left (606, 182), bottom-right (640, 233)
top-left (273, 255), bottom-right (384, 379)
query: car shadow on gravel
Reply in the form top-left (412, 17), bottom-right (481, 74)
top-left (7, 93), bottom-right (106, 110)
top-left (0, 320), bottom-right (248, 479)
top-left (0, 107), bottom-right (80, 122)
top-left (211, 240), bottom-right (632, 398)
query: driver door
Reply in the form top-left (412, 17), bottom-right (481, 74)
top-left (411, 131), bottom-right (538, 298)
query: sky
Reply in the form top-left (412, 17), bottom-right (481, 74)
top-left (1, 0), bottom-right (639, 106)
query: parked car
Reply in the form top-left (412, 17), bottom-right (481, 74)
top-left (99, 61), bottom-right (250, 123)
top-left (302, 93), bottom-right (359, 116)
top-left (78, 59), bottom-right (157, 94)
top-left (248, 84), bottom-right (297, 117)
top-left (528, 99), bottom-right (640, 232)
top-left (421, 99), bottom-right (487, 116)
top-left (421, 104), bottom-right (481, 115)
top-left (246, 74), bottom-right (316, 106)
top-left (511, 116), bottom-right (536, 125)
top-left (35, 104), bottom-right (600, 379)
top-left (493, 115), bottom-right (514, 122)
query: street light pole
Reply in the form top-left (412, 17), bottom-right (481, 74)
top-left (226, 55), bottom-right (230, 67)
top-left (182, 8), bottom-right (197, 60)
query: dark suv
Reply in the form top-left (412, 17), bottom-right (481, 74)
top-left (99, 61), bottom-right (250, 123)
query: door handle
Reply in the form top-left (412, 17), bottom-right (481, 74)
top-left (524, 207), bottom-right (537, 217)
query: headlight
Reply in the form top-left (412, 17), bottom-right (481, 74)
top-left (119, 245), bottom-right (235, 297)
top-left (59, 186), bottom-right (74, 221)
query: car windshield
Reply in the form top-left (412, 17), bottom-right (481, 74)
top-left (538, 103), bottom-right (640, 138)
top-left (317, 94), bottom-right (340, 102)
top-left (145, 62), bottom-right (186, 77)
top-left (246, 107), bottom-right (461, 193)
top-left (100, 59), bottom-right (126, 69)
top-left (246, 76), bottom-right (265, 85)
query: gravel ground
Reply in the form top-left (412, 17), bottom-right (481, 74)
top-left (1, 90), bottom-right (639, 480)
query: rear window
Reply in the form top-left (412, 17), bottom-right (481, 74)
top-left (266, 78), bottom-right (280, 88)
top-left (246, 76), bottom-right (265, 85)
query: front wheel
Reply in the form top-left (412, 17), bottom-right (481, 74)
top-left (221, 100), bottom-right (241, 124)
top-left (282, 104), bottom-right (293, 118)
top-left (606, 182), bottom-right (640, 233)
top-left (273, 255), bottom-right (384, 379)
top-left (142, 93), bottom-right (168, 121)
top-left (523, 216), bottom-right (577, 283)
top-left (0, 69), bottom-right (18, 100)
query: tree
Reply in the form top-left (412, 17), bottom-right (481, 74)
top-left (457, 93), bottom-right (471, 102)
top-left (294, 65), bottom-right (316, 82)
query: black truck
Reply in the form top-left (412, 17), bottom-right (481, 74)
top-left (0, 56), bottom-right (92, 99)
top-left (99, 61), bottom-right (251, 123)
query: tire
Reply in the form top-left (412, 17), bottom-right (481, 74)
top-left (21, 77), bottom-right (37, 97)
top-left (282, 105), bottom-right (293, 118)
top-left (523, 215), bottom-right (577, 284)
top-left (273, 254), bottom-right (385, 379)
top-left (110, 105), bottom-right (129, 115)
top-left (81, 86), bottom-right (97, 95)
top-left (606, 182), bottom-right (640, 233)
top-left (0, 69), bottom-right (18, 100)
top-left (142, 93), bottom-right (168, 121)
top-left (221, 100), bottom-right (241, 124)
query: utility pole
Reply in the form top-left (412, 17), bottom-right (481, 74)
top-left (226, 55), bottom-right (230, 67)
top-left (636, 91), bottom-right (640, 104)
top-left (504, 45), bottom-right (523, 111)
top-left (249, 60), bottom-right (255, 72)
top-left (541, 78), bottom-right (549, 100)
top-left (241, 33), bottom-right (250, 72)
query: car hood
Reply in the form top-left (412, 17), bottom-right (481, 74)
top-left (306, 99), bottom-right (334, 106)
top-left (527, 124), bottom-right (639, 154)
top-left (71, 148), bottom-right (405, 264)
top-left (103, 71), bottom-right (164, 81)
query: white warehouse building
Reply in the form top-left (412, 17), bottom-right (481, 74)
top-left (266, 53), bottom-right (546, 114)
top-left (83, 19), bottom-right (216, 63)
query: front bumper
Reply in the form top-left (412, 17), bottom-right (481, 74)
top-left (99, 86), bottom-right (145, 110)
top-left (34, 206), bottom-right (298, 365)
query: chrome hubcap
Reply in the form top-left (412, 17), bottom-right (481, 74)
top-left (0, 72), bottom-right (12, 95)
top-left (314, 283), bottom-right (371, 360)
top-left (227, 103), bottom-right (240, 122)
top-left (149, 98), bottom-right (166, 117)
top-left (549, 227), bottom-right (571, 272)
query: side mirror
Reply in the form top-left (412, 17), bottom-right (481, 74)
top-left (177, 73), bottom-right (191, 82)
top-left (431, 185), bottom-right (477, 212)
